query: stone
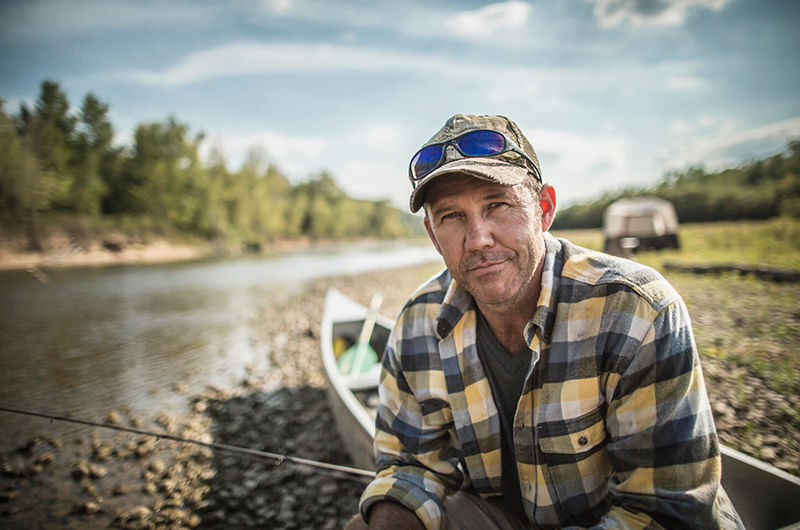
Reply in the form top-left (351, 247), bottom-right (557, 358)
top-left (36, 453), bottom-right (55, 466)
top-left (0, 488), bottom-right (18, 502)
top-left (148, 459), bottom-right (166, 475)
top-left (88, 463), bottom-right (108, 479)
top-left (75, 501), bottom-right (101, 515)
top-left (106, 410), bottom-right (122, 425)
top-left (71, 459), bottom-right (91, 480)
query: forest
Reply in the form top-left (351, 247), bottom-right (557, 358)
top-left (552, 139), bottom-right (800, 230)
top-left (4, 80), bottom-right (799, 246)
top-left (0, 81), bottom-right (422, 251)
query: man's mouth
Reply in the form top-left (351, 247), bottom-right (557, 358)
top-left (467, 259), bottom-right (508, 272)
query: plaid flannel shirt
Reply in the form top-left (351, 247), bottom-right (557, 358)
top-left (360, 234), bottom-right (739, 529)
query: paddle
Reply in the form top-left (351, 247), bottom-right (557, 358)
top-left (337, 293), bottom-right (383, 376)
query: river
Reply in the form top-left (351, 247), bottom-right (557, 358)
top-left (0, 240), bottom-right (441, 448)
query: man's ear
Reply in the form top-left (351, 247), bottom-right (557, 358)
top-left (423, 215), bottom-right (443, 255)
top-left (539, 185), bottom-right (556, 232)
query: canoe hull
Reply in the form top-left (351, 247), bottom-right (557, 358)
top-left (320, 288), bottom-right (800, 528)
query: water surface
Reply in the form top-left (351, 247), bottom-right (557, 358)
top-left (0, 240), bottom-right (441, 446)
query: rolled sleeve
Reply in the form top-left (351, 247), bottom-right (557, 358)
top-left (359, 467), bottom-right (447, 529)
top-left (358, 328), bottom-right (462, 530)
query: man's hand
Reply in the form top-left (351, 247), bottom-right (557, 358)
top-left (343, 501), bottom-right (425, 530)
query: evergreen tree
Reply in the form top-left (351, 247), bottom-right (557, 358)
top-left (20, 80), bottom-right (77, 209)
top-left (72, 93), bottom-right (113, 216)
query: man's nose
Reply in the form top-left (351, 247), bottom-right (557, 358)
top-left (464, 217), bottom-right (493, 251)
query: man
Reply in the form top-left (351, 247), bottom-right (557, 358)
top-left (347, 114), bottom-right (741, 529)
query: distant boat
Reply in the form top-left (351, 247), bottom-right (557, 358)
top-left (320, 288), bottom-right (800, 530)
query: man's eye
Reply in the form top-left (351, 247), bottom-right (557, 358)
top-left (489, 201), bottom-right (508, 209)
top-left (441, 212), bottom-right (460, 221)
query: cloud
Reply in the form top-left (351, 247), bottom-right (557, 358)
top-left (362, 123), bottom-right (403, 153)
top-left (525, 129), bottom-right (633, 204)
top-left (337, 158), bottom-right (409, 206)
top-left (204, 128), bottom-right (327, 175)
top-left (263, 0), bottom-right (293, 14)
top-left (659, 116), bottom-right (800, 169)
top-left (666, 75), bottom-right (706, 91)
top-left (589, 0), bottom-right (731, 27)
top-left (113, 41), bottom-right (491, 86)
top-left (329, 122), bottom-right (412, 207)
top-left (444, 1), bottom-right (532, 37)
top-left (0, 0), bottom-right (225, 41)
top-left (668, 114), bottom-right (733, 136)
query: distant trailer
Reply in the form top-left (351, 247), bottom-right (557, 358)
top-left (603, 197), bottom-right (680, 256)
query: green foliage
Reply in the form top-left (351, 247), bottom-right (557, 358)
top-left (71, 93), bottom-right (113, 216)
top-left (0, 80), bottom-right (422, 248)
top-left (553, 141), bottom-right (800, 229)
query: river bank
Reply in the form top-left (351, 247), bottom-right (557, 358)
top-left (0, 225), bottom-right (215, 272)
top-left (1, 260), bottom-right (797, 528)
top-left (0, 225), bottom-right (397, 272)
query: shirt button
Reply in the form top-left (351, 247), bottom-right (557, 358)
top-left (578, 436), bottom-right (588, 446)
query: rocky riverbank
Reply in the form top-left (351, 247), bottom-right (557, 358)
top-left (0, 262), bottom-right (442, 529)
top-left (0, 260), bottom-right (797, 528)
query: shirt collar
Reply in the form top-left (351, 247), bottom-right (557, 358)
top-left (525, 233), bottom-right (563, 345)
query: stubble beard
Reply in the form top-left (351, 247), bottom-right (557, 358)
top-left (454, 249), bottom-right (531, 309)
top-left (454, 236), bottom-right (545, 311)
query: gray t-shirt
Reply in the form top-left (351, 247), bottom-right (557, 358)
top-left (475, 309), bottom-right (532, 523)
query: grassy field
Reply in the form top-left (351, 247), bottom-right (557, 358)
top-left (554, 218), bottom-right (800, 473)
top-left (554, 217), bottom-right (800, 269)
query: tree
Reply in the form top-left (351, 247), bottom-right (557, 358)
top-left (0, 100), bottom-right (48, 249)
top-left (20, 80), bottom-right (77, 209)
top-left (126, 117), bottom-right (205, 230)
top-left (0, 80), bottom-right (423, 244)
top-left (71, 93), bottom-right (113, 216)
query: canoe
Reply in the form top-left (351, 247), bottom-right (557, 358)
top-left (320, 288), bottom-right (391, 472)
top-left (320, 288), bottom-right (800, 530)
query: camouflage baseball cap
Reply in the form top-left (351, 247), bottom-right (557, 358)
top-left (409, 114), bottom-right (541, 212)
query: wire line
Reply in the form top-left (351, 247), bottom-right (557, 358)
top-left (0, 406), bottom-right (374, 480)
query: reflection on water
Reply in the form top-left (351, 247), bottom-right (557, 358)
top-left (0, 241), bottom-right (441, 446)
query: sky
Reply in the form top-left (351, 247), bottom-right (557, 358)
top-left (1, 0), bottom-right (799, 212)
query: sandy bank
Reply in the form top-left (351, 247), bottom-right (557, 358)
top-left (0, 239), bottom-right (215, 272)
top-left (0, 231), bottom-right (406, 273)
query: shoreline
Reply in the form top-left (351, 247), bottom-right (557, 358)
top-left (0, 235), bottom-right (414, 273)
top-left (0, 239), bottom-right (215, 272)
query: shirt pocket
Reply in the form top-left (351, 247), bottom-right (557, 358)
top-left (537, 408), bottom-right (611, 516)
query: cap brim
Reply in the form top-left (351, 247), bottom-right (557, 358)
top-left (409, 158), bottom-right (529, 212)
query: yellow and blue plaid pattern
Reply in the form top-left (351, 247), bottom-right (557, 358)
top-left (360, 234), bottom-right (738, 529)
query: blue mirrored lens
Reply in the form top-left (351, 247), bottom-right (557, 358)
top-left (412, 145), bottom-right (444, 179)
top-left (457, 130), bottom-right (505, 156)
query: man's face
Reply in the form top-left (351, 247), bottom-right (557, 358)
top-left (423, 174), bottom-right (554, 311)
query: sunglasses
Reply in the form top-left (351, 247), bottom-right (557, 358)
top-left (408, 129), bottom-right (540, 187)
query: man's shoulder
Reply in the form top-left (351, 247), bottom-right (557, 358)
top-left (555, 237), bottom-right (680, 312)
top-left (401, 268), bottom-right (451, 313)
top-left (391, 269), bottom-right (451, 348)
